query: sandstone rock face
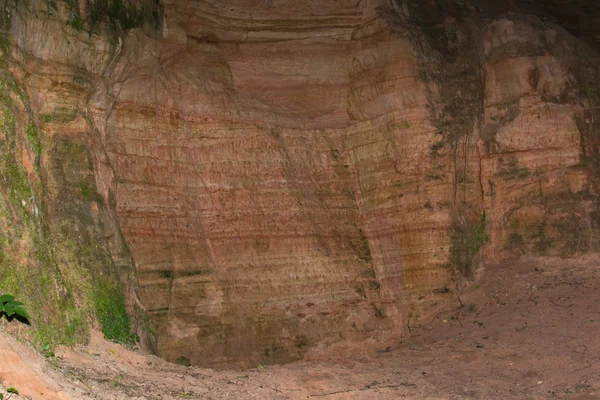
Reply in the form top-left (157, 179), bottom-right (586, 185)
top-left (2, 0), bottom-right (599, 367)
top-left (0, 0), bottom-right (158, 351)
top-left (480, 17), bottom-right (600, 261)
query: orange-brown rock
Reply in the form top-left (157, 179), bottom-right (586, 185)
top-left (2, 0), bottom-right (599, 368)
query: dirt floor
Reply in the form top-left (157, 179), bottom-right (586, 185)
top-left (1, 255), bottom-right (599, 399)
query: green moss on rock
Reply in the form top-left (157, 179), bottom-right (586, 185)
top-left (0, 31), bottom-right (144, 351)
top-left (94, 280), bottom-right (138, 345)
top-left (450, 212), bottom-right (488, 278)
top-left (64, 0), bottom-right (163, 35)
top-left (26, 123), bottom-right (42, 158)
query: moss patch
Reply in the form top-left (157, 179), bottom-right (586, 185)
top-left (39, 106), bottom-right (78, 125)
top-left (504, 191), bottom-right (600, 257)
top-left (94, 281), bottom-right (138, 345)
top-left (451, 212), bottom-right (488, 278)
top-left (64, 0), bottom-right (163, 35)
top-left (175, 356), bottom-right (191, 367)
top-left (26, 123), bottom-right (42, 158)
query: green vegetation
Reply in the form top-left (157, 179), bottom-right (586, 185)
top-left (1, 255), bottom-right (89, 350)
top-left (584, 86), bottom-right (598, 102)
top-left (0, 108), bottom-right (15, 133)
top-left (532, 220), bottom-right (553, 254)
top-left (69, 15), bottom-right (84, 31)
top-left (473, 320), bottom-right (485, 328)
top-left (429, 140), bottom-right (444, 156)
top-left (41, 342), bottom-right (55, 358)
top-left (294, 335), bottom-right (308, 350)
top-left (90, 0), bottom-right (162, 30)
top-left (4, 162), bottom-right (31, 202)
top-left (496, 157), bottom-right (530, 180)
top-left (26, 123), bottom-right (42, 158)
top-left (57, 138), bottom-right (87, 167)
top-left (65, 0), bottom-right (162, 34)
top-left (502, 186), bottom-right (600, 258)
top-left (383, 2), bottom-right (492, 279)
top-left (39, 113), bottom-right (54, 123)
top-left (473, 212), bottom-right (488, 251)
top-left (39, 107), bottom-right (78, 125)
top-left (451, 212), bottom-right (488, 278)
top-left (0, 34), bottom-right (9, 58)
top-left (175, 356), bottom-right (191, 367)
top-left (0, 386), bottom-right (20, 400)
top-left (80, 182), bottom-right (91, 199)
top-left (158, 269), bottom-right (174, 279)
top-left (0, 37), bottom-right (142, 352)
top-left (426, 173), bottom-right (443, 181)
top-left (94, 281), bottom-right (138, 345)
top-left (0, 294), bottom-right (29, 322)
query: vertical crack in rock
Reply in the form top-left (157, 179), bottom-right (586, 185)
top-left (381, 0), bottom-right (487, 279)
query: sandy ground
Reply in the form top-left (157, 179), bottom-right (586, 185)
top-left (1, 255), bottom-right (599, 400)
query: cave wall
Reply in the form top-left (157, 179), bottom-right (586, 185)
top-left (0, 0), bottom-right (598, 367)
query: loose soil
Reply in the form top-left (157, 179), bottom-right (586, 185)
top-left (1, 255), bottom-right (599, 399)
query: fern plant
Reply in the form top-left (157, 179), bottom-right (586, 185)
top-left (0, 294), bottom-right (29, 322)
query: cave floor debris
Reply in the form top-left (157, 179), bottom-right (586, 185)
top-left (1, 255), bottom-right (599, 399)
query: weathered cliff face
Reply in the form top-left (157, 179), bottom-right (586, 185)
top-left (0, 0), bottom-right (159, 352)
top-left (0, 0), bottom-right (598, 368)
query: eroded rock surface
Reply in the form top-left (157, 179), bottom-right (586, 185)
top-left (1, 0), bottom-right (599, 367)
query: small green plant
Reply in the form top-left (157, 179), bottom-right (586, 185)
top-left (0, 294), bottom-right (29, 323)
top-left (584, 86), bottom-right (597, 99)
top-left (430, 140), bottom-right (444, 156)
top-left (69, 15), bottom-right (84, 31)
top-left (41, 342), bottom-right (55, 358)
top-left (473, 320), bottom-right (485, 328)
top-left (0, 386), bottom-right (20, 400)
top-left (175, 356), bottom-right (190, 367)
top-left (474, 212), bottom-right (488, 249)
top-left (80, 182), bottom-right (90, 199)
top-left (26, 123), bottom-right (42, 157)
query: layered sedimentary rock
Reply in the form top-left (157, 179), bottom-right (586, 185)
top-left (0, 0), bottom-right (159, 350)
top-left (480, 17), bottom-right (600, 260)
top-left (1, 0), bottom-right (598, 367)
